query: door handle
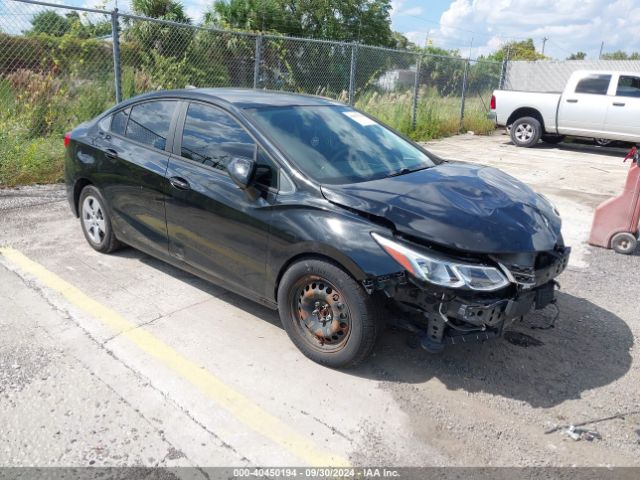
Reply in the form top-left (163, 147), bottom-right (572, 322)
top-left (566, 99), bottom-right (578, 103)
top-left (613, 102), bottom-right (626, 107)
top-left (169, 176), bottom-right (191, 191)
top-left (104, 148), bottom-right (118, 160)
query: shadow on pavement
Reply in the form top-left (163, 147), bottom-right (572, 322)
top-left (115, 248), bottom-right (283, 329)
top-left (354, 291), bottom-right (633, 408)
top-left (115, 248), bottom-right (633, 409)
top-left (502, 139), bottom-right (630, 158)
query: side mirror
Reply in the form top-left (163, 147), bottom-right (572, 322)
top-left (227, 156), bottom-right (256, 189)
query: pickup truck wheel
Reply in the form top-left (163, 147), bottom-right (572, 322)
top-left (510, 117), bottom-right (542, 147)
top-left (277, 259), bottom-right (382, 368)
top-left (541, 135), bottom-right (565, 144)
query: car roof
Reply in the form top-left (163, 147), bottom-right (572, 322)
top-left (132, 88), bottom-right (345, 109)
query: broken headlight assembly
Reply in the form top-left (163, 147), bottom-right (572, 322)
top-left (371, 233), bottom-right (510, 291)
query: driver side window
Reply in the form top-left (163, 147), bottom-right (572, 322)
top-left (616, 75), bottom-right (640, 98)
top-left (180, 103), bottom-right (254, 173)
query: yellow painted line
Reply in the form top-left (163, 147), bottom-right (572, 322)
top-left (0, 247), bottom-right (349, 467)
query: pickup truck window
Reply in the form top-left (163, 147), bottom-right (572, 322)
top-left (616, 75), bottom-right (640, 98)
top-left (574, 74), bottom-right (611, 95)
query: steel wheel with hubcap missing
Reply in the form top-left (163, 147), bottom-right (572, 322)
top-left (278, 259), bottom-right (381, 368)
top-left (79, 185), bottom-right (121, 253)
top-left (292, 276), bottom-right (352, 353)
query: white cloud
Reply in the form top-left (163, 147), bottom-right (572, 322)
top-left (183, 0), bottom-right (209, 24)
top-left (390, 0), bottom-right (406, 18)
top-left (410, 0), bottom-right (640, 59)
top-left (397, 6), bottom-right (424, 17)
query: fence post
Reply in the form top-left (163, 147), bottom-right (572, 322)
top-left (348, 42), bottom-right (358, 105)
top-left (498, 57), bottom-right (506, 89)
top-left (459, 58), bottom-right (470, 131)
top-left (111, 9), bottom-right (122, 103)
top-left (411, 54), bottom-right (421, 130)
top-left (253, 35), bottom-right (262, 89)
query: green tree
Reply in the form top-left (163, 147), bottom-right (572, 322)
top-left (486, 39), bottom-right (546, 62)
top-left (207, 0), bottom-right (395, 47)
top-left (601, 50), bottom-right (640, 60)
top-left (131, 0), bottom-right (191, 21)
top-left (126, 0), bottom-right (193, 56)
top-left (29, 11), bottom-right (71, 37)
top-left (567, 51), bottom-right (586, 60)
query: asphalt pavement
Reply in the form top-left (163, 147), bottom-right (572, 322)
top-left (1, 133), bottom-right (639, 470)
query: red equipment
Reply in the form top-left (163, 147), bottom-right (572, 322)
top-left (588, 146), bottom-right (640, 254)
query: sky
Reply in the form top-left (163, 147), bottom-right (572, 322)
top-left (4, 0), bottom-right (640, 60)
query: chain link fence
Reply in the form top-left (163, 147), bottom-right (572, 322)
top-left (0, 0), bottom-right (503, 185)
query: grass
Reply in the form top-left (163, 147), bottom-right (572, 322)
top-left (0, 82), bottom-right (496, 187)
top-left (0, 76), bottom-right (114, 187)
top-left (356, 87), bottom-right (495, 141)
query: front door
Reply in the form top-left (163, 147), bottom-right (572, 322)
top-left (604, 74), bottom-right (640, 141)
top-left (164, 101), bottom-right (278, 300)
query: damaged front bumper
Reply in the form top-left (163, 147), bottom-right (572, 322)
top-left (366, 246), bottom-right (571, 352)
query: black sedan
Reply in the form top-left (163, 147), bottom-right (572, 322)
top-left (64, 89), bottom-right (570, 368)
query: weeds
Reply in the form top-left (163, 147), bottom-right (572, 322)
top-left (0, 77), bottom-right (496, 187)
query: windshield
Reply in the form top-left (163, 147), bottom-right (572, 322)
top-left (246, 105), bottom-right (436, 185)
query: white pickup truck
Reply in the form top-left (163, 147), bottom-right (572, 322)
top-left (490, 70), bottom-right (640, 147)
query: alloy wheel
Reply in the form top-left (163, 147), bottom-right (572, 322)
top-left (514, 123), bottom-right (534, 142)
top-left (82, 195), bottom-right (106, 245)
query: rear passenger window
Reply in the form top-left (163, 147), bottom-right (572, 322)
top-left (180, 103), bottom-right (255, 173)
top-left (125, 101), bottom-right (176, 150)
top-left (616, 75), bottom-right (640, 97)
top-left (575, 74), bottom-right (611, 95)
top-left (111, 108), bottom-right (129, 135)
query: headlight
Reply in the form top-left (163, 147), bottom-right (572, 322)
top-left (371, 233), bottom-right (510, 291)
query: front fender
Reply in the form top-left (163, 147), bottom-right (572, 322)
top-left (266, 202), bottom-right (403, 302)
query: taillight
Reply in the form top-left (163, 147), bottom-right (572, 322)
top-left (490, 95), bottom-right (496, 110)
top-left (64, 132), bottom-right (71, 148)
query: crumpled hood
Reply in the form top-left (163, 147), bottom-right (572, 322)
top-left (321, 162), bottom-right (562, 253)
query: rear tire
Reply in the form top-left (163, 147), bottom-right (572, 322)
top-left (79, 185), bottom-right (121, 254)
top-left (277, 259), bottom-right (381, 368)
top-left (611, 232), bottom-right (637, 255)
top-left (541, 135), bottom-right (565, 144)
top-left (510, 116), bottom-right (542, 147)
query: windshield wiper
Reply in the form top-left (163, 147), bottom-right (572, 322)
top-left (387, 165), bottom-right (431, 178)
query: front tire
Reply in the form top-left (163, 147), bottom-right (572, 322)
top-left (510, 116), bottom-right (542, 147)
top-left (79, 185), bottom-right (121, 253)
top-left (277, 259), bottom-right (381, 368)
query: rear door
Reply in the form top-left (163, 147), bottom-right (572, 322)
top-left (93, 100), bottom-right (177, 256)
top-left (164, 101), bottom-right (279, 299)
top-left (603, 74), bottom-right (640, 141)
top-left (558, 73), bottom-right (612, 136)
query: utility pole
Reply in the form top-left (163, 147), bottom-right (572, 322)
top-left (541, 37), bottom-right (548, 55)
top-left (599, 41), bottom-right (604, 59)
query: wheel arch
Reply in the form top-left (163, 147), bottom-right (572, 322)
top-left (72, 177), bottom-right (93, 217)
top-left (273, 250), bottom-right (368, 304)
top-left (507, 107), bottom-right (545, 131)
